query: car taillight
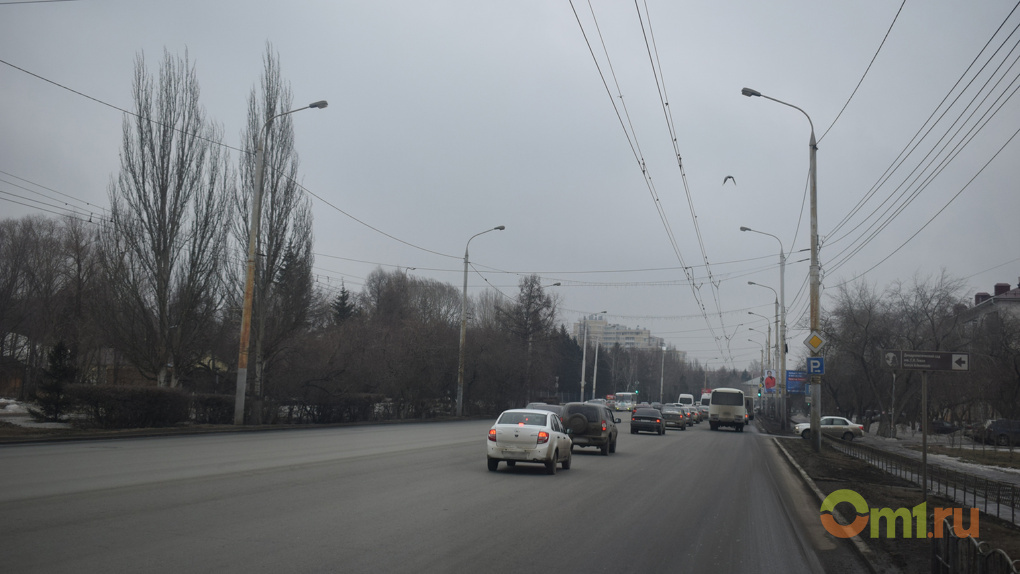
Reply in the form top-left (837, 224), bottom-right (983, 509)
top-left (656, 419), bottom-right (662, 423)
top-left (537, 431), bottom-right (550, 444)
top-left (631, 416), bottom-right (637, 421)
top-left (488, 429), bottom-right (497, 442)
top-left (601, 421), bottom-right (607, 431)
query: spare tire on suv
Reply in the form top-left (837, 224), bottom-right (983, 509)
top-left (561, 402), bottom-right (621, 455)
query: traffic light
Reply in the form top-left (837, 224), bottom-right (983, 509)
top-left (757, 390), bottom-right (761, 397)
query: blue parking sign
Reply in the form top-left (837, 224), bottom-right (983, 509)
top-left (807, 357), bottom-right (824, 375)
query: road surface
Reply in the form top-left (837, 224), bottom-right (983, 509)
top-left (0, 419), bottom-right (867, 573)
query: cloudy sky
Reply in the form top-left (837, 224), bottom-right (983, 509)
top-left (2, 0), bottom-right (1018, 372)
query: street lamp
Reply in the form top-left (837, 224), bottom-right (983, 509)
top-left (704, 356), bottom-right (719, 388)
top-left (747, 338), bottom-right (765, 373)
top-left (456, 225), bottom-right (505, 417)
top-left (747, 311), bottom-right (772, 368)
top-left (659, 346), bottom-right (667, 403)
top-left (744, 226), bottom-right (787, 430)
top-left (579, 311), bottom-right (607, 401)
top-left (743, 86), bottom-right (819, 450)
top-left (747, 281), bottom-right (782, 396)
top-left (235, 100), bottom-right (327, 425)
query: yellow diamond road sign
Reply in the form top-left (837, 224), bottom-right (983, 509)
top-left (804, 331), bottom-right (826, 353)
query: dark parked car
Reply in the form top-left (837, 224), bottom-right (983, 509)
top-left (631, 407), bottom-right (666, 435)
top-left (979, 419), bottom-right (1020, 446)
top-left (928, 420), bottom-right (959, 435)
top-left (561, 402), bottom-right (620, 455)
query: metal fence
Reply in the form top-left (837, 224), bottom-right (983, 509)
top-left (931, 517), bottom-right (1019, 574)
top-left (825, 437), bottom-right (1020, 526)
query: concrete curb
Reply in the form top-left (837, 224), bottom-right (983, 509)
top-left (772, 437), bottom-right (898, 574)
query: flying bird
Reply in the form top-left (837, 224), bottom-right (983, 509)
top-left (723, 175), bottom-right (736, 186)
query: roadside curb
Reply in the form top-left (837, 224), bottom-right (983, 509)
top-left (772, 437), bottom-right (898, 574)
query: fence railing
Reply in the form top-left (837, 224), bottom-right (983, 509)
top-left (825, 436), bottom-right (1020, 526)
top-left (930, 517), bottom-right (1019, 574)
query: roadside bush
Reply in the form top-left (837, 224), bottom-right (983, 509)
top-left (68, 385), bottom-right (191, 429)
top-left (191, 394), bottom-right (234, 424)
top-left (287, 391), bottom-right (384, 424)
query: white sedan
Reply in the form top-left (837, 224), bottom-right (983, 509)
top-left (795, 416), bottom-right (864, 441)
top-left (487, 409), bottom-right (572, 474)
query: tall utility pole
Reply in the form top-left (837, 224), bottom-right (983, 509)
top-left (578, 311), bottom-right (606, 402)
top-left (659, 346), bottom-right (666, 403)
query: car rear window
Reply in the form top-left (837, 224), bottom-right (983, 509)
top-left (634, 408), bottom-right (660, 417)
top-left (498, 412), bottom-right (548, 426)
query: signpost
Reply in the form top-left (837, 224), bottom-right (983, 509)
top-left (883, 349), bottom-right (970, 501)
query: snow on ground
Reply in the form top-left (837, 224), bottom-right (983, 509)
top-left (0, 399), bottom-right (72, 429)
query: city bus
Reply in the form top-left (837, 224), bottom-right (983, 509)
top-left (613, 392), bottom-right (638, 412)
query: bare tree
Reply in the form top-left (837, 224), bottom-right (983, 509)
top-left (232, 44), bottom-right (315, 421)
top-left (100, 49), bottom-right (233, 388)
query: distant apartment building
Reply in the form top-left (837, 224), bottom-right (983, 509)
top-left (573, 314), bottom-right (684, 361)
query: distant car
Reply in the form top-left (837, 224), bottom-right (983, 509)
top-left (487, 409), bottom-right (572, 474)
top-left (683, 406), bottom-right (701, 424)
top-left (651, 402), bottom-right (664, 411)
top-left (979, 419), bottom-right (1020, 446)
top-left (561, 402), bottom-right (620, 455)
top-left (795, 416), bottom-right (864, 441)
top-left (631, 407), bottom-right (666, 435)
top-left (585, 398), bottom-right (607, 406)
top-left (697, 404), bottom-right (709, 420)
top-left (661, 405), bottom-right (687, 430)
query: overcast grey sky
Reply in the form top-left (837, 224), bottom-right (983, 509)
top-left (2, 1), bottom-right (1018, 372)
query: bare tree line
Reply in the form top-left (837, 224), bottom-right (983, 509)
top-left (818, 271), bottom-right (1020, 436)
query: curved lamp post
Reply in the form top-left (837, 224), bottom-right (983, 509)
top-left (744, 223), bottom-right (787, 430)
top-left (235, 100), bottom-right (327, 425)
top-left (748, 311), bottom-right (772, 368)
top-left (456, 225), bottom-right (505, 417)
top-left (742, 86), bottom-right (818, 448)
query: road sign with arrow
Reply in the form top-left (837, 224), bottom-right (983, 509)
top-left (883, 350), bottom-right (969, 371)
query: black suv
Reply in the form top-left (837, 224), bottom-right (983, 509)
top-left (561, 402), bottom-right (620, 455)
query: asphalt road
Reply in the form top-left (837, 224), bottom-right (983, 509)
top-left (0, 418), bottom-right (868, 573)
